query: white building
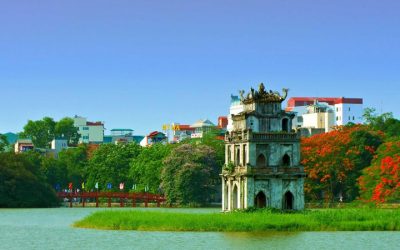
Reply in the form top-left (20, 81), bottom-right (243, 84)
top-left (51, 138), bottom-right (68, 154)
top-left (227, 95), bottom-right (244, 132)
top-left (190, 119), bottom-right (216, 138)
top-left (73, 116), bottom-right (104, 144)
top-left (286, 97), bottom-right (363, 133)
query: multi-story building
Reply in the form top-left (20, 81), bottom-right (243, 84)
top-left (14, 139), bottom-right (34, 153)
top-left (170, 124), bottom-right (195, 142)
top-left (73, 116), bottom-right (104, 144)
top-left (286, 97), bottom-right (363, 133)
top-left (140, 131), bottom-right (167, 147)
top-left (227, 95), bottom-right (244, 132)
top-left (222, 84), bottom-right (305, 211)
top-left (190, 119), bottom-right (216, 139)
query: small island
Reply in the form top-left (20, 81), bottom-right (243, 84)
top-left (74, 208), bottom-right (400, 232)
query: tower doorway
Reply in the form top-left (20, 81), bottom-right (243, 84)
top-left (232, 185), bottom-right (238, 209)
top-left (255, 191), bottom-right (266, 208)
top-left (283, 191), bottom-right (294, 210)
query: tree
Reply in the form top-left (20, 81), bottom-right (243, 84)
top-left (363, 108), bottom-right (400, 138)
top-left (85, 143), bottom-right (141, 191)
top-left (301, 125), bottom-right (383, 202)
top-left (0, 134), bottom-right (9, 152)
top-left (55, 117), bottom-right (80, 146)
top-left (40, 157), bottom-right (68, 190)
top-left (19, 117), bottom-right (56, 148)
top-left (58, 144), bottom-right (88, 188)
top-left (358, 138), bottom-right (400, 204)
top-left (161, 144), bottom-right (219, 205)
top-left (129, 143), bottom-right (173, 193)
top-left (0, 152), bottom-right (59, 207)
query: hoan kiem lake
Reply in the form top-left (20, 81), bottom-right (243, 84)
top-left (1, 207), bottom-right (399, 250)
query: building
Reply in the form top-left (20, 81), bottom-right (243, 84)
top-left (170, 124), bottom-right (195, 142)
top-left (218, 116), bottom-right (228, 129)
top-left (190, 119), bottom-right (216, 139)
top-left (73, 116), bottom-right (104, 144)
top-left (14, 139), bottom-right (34, 153)
top-left (221, 83), bottom-right (306, 211)
top-left (227, 95), bottom-right (244, 132)
top-left (286, 97), bottom-right (363, 133)
top-left (103, 129), bottom-right (141, 144)
top-left (51, 138), bottom-right (68, 154)
top-left (140, 131), bottom-right (167, 147)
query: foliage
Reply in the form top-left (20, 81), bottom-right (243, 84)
top-left (86, 143), bottom-right (142, 191)
top-left (301, 124), bottom-right (383, 202)
top-left (358, 138), bottom-right (400, 204)
top-left (0, 152), bottom-right (59, 207)
top-left (19, 116), bottom-right (81, 148)
top-left (74, 208), bottom-right (400, 232)
top-left (161, 144), bottom-right (220, 205)
top-left (58, 144), bottom-right (88, 188)
top-left (40, 156), bottom-right (68, 189)
top-left (55, 117), bottom-right (80, 146)
top-left (19, 117), bottom-right (56, 148)
top-left (0, 133), bottom-right (9, 152)
top-left (129, 143), bottom-right (173, 193)
top-left (223, 161), bottom-right (235, 173)
top-left (363, 108), bottom-right (400, 138)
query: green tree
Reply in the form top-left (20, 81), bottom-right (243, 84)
top-left (0, 133), bottom-right (9, 152)
top-left (363, 108), bottom-right (400, 138)
top-left (40, 157), bottom-right (68, 189)
top-left (0, 152), bottom-right (59, 207)
top-left (58, 144), bottom-right (88, 188)
top-left (19, 117), bottom-right (56, 148)
top-left (86, 143), bottom-right (141, 191)
top-left (129, 143), bottom-right (173, 193)
top-left (55, 117), bottom-right (80, 146)
top-left (161, 144), bottom-right (219, 205)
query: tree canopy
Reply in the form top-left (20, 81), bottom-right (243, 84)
top-left (161, 144), bottom-right (220, 205)
top-left (301, 124), bottom-right (383, 202)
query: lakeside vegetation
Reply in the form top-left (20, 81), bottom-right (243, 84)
top-left (74, 208), bottom-right (400, 232)
top-left (1, 109), bottom-right (400, 208)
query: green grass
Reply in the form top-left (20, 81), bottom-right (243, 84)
top-left (73, 208), bottom-right (400, 232)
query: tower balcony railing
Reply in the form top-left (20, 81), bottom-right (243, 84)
top-left (225, 129), bottom-right (300, 142)
top-left (222, 165), bottom-right (305, 176)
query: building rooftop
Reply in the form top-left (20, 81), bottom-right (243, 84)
top-left (191, 119), bottom-right (215, 128)
top-left (287, 97), bottom-right (363, 110)
top-left (111, 129), bottom-right (134, 131)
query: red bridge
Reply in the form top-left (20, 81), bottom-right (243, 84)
top-left (57, 192), bottom-right (167, 208)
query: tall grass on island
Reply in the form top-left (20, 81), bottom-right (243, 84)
top-left (74, 208), bottom-right (400, 232)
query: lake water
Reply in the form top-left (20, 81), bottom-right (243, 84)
top-left (0, 208), bottom-right (399, 250)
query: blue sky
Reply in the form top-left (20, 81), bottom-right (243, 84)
top-left (1, 0), bottom-right (399, 135)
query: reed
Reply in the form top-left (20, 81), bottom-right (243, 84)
top-left (74, 208), bottom-right (400, 232)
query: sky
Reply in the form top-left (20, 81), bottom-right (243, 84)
top-left (1, 0), bottom-right (399, 135)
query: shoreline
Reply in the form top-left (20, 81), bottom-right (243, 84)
top-left (73, 208), bottom-right (400, 232)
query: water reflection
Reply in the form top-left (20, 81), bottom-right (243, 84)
top-left (0, 208), bottom-right (399, 250)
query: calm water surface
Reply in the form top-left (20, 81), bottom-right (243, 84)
top-left (0, 208), bottom-right (399, 250)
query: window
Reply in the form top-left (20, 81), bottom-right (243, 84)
top-left (83, 127), bottom-right (89, 131)
top-left (348, 116), bottom-right (351, 120)
top-left (336, 116), bottom-right (338, 121)
top-left (282, 154), bottom-right (291, 167)
top-left (349, 107), bottom-right (351, 111)
top-left (353, 116), bottom-right (355, 120)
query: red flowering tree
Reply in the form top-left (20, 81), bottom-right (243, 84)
top-left (301, 124), bottom-right (382, 202)
top-left (358, 139), bottom-right (400, 204)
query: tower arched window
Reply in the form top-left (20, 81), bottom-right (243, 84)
top-left (282, 154), bottom-right (290, 167)
top-left (282, 118), bottom-right (289, 132)
top-left (256, 154), bottom-right (266, 167)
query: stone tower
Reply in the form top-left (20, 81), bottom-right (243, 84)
top-left (221, 83), bottom-right (306, 211)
